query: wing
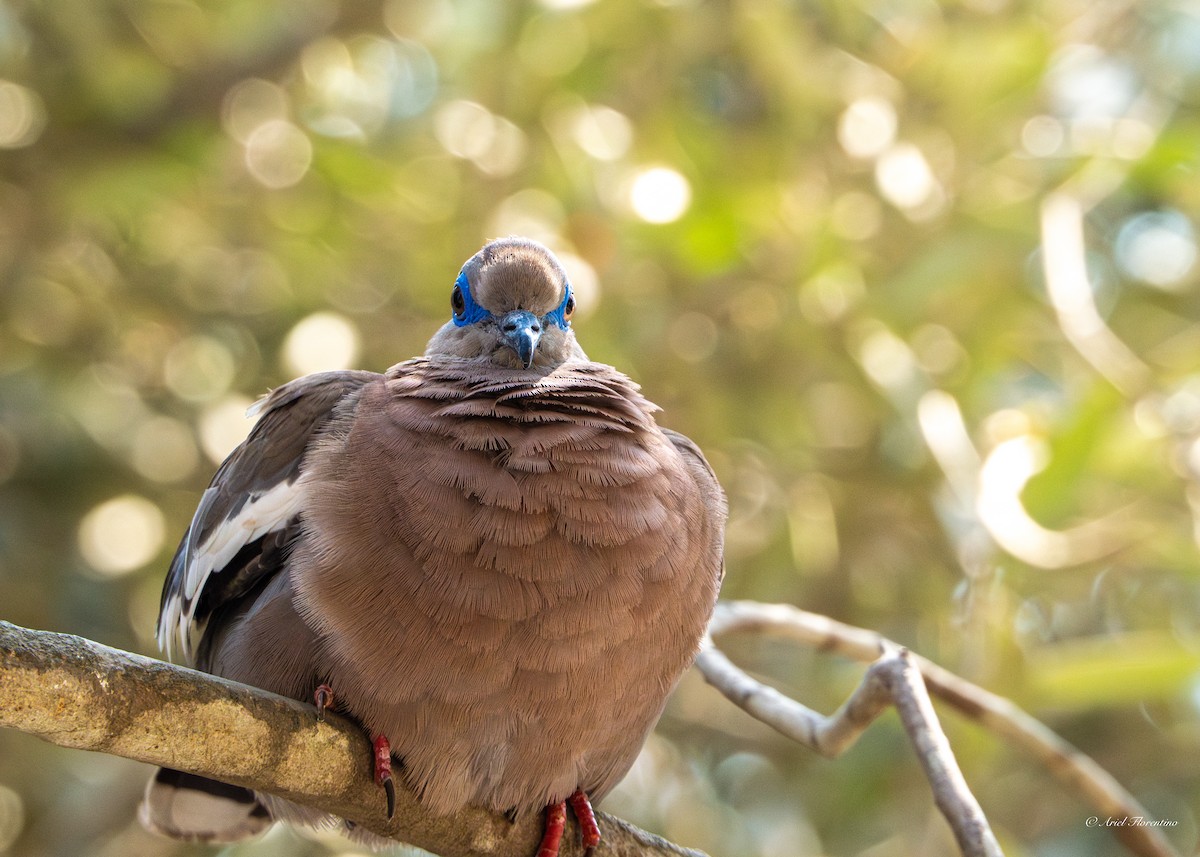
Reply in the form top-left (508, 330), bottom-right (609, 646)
top-left (662, 427), bottom-right (727, 586)
top-left (157, 370), bottom-right (380, 665)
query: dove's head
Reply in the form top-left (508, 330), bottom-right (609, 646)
top-left (425, 237), bottom-right (587, 370)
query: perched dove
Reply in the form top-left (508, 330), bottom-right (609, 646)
top-left (140, 237), bottom-right (727, 856)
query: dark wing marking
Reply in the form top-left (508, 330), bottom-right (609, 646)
top-left (157, 370), bottom-right (379, 663)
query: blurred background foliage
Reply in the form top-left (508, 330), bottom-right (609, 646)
top-left (0, 0), bottom-right (1198, 855)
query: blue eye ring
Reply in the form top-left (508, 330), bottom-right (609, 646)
top-left (450, 271), bottom-right (490, 326)
top-left (545, 283), bottom-right (574, 329)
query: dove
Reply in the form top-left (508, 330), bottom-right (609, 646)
top-left (139, 236), bottom-right (727, 857)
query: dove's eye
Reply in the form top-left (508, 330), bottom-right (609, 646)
top-left (451, 284), bottom-right (466, 318)
top-left (563, 294), bottom-right (575, 321)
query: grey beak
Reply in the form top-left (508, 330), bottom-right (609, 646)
top-left (499, 310), bottom-right (542, 369)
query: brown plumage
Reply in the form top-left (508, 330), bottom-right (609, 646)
top-left (141, 237), bottom-right (726, 852)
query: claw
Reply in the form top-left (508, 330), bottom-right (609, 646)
top-left (383, 776), bottom-right (396, 819)
top-left (372, 734), bottom-right (395, 819)
top-left (314, 684), bottom-right (334, 721)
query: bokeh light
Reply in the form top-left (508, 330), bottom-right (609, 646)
top-left (244, 119), bottom-right (313, 188)
top-left (874, 143), bottom-right (940, 213)
top-left (164, 335), bottom-right (237, 404)
top-left (300, 36), bottom-right (437, 139)
top-left (1048, 44), bottom-right (1138, 121)
top-left (0, 80), bottom-right (45, 148)
top-left (1115, 210), bottom-right (1197, 291)
top-left (1021, 115), bottom-right (1065, 157)
top-left (222, 78), bottom-right (290, 144)
top-left (628, 167), bottom-right (691, 223)
top-left (220, 79), bottom-right (288, 142)
top-left (282, 311), bottom-right (362, 376)
top-left (837, 96), bottom-right (897, 159)
top-left (198, 395), bottom-right (257, 465)
top-left (487, 188), bottom-right (565, 246)
top-left (77, 495), bottom-right (166, 577)
top-left (568, 103), bottom-right (632, 161)
top-left (434, 100), bottom-right (493, 160)
top-left (555, 251), bottom-right (599, 318)
top-left (434, 100), bottom-right (527, 176)
top-left (857, 325), bottom-right (919, 394)
top-left (798, 263), bottom-right (865, 324)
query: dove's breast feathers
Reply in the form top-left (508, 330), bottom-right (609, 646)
top-left (290, 358), bottom-right (724, 813)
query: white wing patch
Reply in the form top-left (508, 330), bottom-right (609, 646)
top-left (139, 774), bottom-right (271, 842)
top-left (158, 479), bottom-right (308, 664)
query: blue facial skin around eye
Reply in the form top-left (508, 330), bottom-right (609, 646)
top-left (452, 270), bottom-right (574, 330)
top-left (451, 271), bottom-right (490, 326)
top-left (544, 285), bottom-right (573, 330)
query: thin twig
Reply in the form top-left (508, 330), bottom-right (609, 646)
top-left (701, 600), bottom-right (1180, 857)
top-left (883, 647), bottom-right (1003, 857)
top-left (696, 638), bottom-right (1003, 857)
top-left (695, 638), bottom-right (890, 757)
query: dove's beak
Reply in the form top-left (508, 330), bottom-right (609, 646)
top-left (499, 310), bottom-right (542, 369)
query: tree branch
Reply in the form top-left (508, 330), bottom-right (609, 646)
top-left (0, 621), bottom-right (705, 857)
top-left (697, 639), bottom-right (1002, 857)
top-left (699, 601), bottom-right (1180, 857)
top-left (2, 606), bottom-right (1178, 857)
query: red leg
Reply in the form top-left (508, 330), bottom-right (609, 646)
top-left (310, 685), bottom-right (394, 819)
top-left (314, 684), bottom-right (334, 721)
top-left (536, 801), bottom-right (566, 857)
top-left (373, 734), bottom-right (396, 818)
top-left (568, 789), bottom-right (601, 854)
